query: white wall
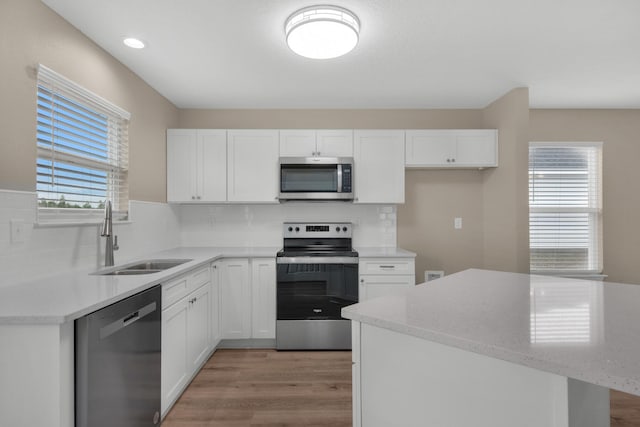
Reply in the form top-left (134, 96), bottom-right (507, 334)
top-left (178, 203), bottom-right (397, 248)
top-left (0, 190), bottom-right (181, 288)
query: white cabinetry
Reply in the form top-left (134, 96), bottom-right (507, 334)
top-left (219, 258), bottom-right (252, 339)
top-left (280, 129), bottom-right (353, 157)
top-left (251, 258), bottom-right (276, 339)
top-left (227, 130), bottom-right (279, 203)
top-left (358, 257), bottom-right (415, 301)
top-left (218, 258), bottom-right (276, 341)
top-left (167, 129), bottom-right (227, 202)
top-left (210, 261), bottom-right (221, 348)
top-left (354, 130), bottom-right (405, 204)
top-left (405, 129), bottom-right (498, 168)
top-left (161, 266), bottom-right (212, 415)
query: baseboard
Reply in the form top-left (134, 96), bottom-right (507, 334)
top-left (218, 338), bottom-right (276, 349)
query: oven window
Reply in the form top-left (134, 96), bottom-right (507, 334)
top-left (277, 263), bottom-right (358, 320)
top-left (280, 165), bottom-right (338, 192)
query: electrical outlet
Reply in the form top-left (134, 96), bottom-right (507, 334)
top-left (10, 219), bottom-right (26, 243)
top-left (454, 217), bottom-right (462, 229)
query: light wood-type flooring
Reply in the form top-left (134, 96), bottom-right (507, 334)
top-left (163, 349), bottom-right (640, 426)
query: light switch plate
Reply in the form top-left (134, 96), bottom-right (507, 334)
top-left (454, 217), bottom-right (462, 229)
top-left (10, 219), bottom-right (26, 243)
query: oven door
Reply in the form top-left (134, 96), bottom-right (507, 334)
top-left (276, 257), bottom-right (358, 349)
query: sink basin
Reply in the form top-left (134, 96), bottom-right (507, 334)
top-left (94, 259), bottom-right (192, 276)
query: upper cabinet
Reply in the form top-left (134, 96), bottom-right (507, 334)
top-left (405, 130), bottom-right (498, 168)
top-left (167, 129), bottom-right (227, 203)
top-left (279, 129), bottom-right (353, 157)
top-left (227, 130), bottom-right (279, 203)
top-left (354, 130), bottom-right (405, 204)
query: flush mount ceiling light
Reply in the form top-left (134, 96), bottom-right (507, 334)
top-left (123, 37), bottom-right (145, 49)
top-left (285, 5), bottom-right (360, 59)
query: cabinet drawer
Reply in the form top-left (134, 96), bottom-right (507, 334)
top-left (189, 266), bottom-right (210, 291)
top-left (163, 266), bottom-right (211, 309)
top-left (359, 258), bottom-right (415, 275)
top-left (163, 276), bottom-right (189, 309)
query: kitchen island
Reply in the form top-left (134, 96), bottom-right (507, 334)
top-left (342, 269), bottom-right (640, 427)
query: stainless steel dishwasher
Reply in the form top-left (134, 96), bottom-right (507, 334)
top-left (75, 285), bottom-right (161, 427)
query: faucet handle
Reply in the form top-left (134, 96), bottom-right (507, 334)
top-left (113, 235), bottom-right (119, 251)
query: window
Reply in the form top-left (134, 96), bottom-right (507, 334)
top-left (36, 65), bottom-right (130, 223)
top-left (528, 142), bottom-right (602, 275)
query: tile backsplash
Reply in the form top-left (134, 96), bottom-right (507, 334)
top-left (178, 203), bottom-right (397, 248)
top-left (0, 190), bottom-right (181, 288)
top-left (0, 189), bottom-right (396, 288)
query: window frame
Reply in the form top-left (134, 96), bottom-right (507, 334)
top-left (36, 65), bottom-right (130, 225)
top-left (528, 141), bottom-right (603, 276)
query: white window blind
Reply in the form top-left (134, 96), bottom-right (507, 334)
top-left (529, 142), bottom-right (602, 274)
top-left (36, 65), bottom-right (130, 223)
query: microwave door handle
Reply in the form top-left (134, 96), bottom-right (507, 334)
top-left (337, 164), bottom-right (343, 193)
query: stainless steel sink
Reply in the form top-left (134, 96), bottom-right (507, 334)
top-left (93, 259), bottom-right (192, 276)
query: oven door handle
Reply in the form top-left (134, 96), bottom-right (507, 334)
top-left (277, 257), bottom-right (359, 264)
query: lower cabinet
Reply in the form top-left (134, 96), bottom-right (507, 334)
top-left (219, 257), bottom-right (276, 340)
top-left (218, 258), bottom-right (251, 339)
top-left (359, 257), bottom-right (416, 301)
top-left (251, 258), bottom-right (277, 339)
top-left (161, 267), bottom-right (213, 416)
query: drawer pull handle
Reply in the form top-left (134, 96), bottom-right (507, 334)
top-left (379, 265), bottom-right (395, 269)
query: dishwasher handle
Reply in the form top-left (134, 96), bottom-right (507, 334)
top-left (99, 301), bottom-right (157, 340)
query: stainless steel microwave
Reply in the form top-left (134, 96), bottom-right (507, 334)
top-left (279, 157), bottom-right (353, 201)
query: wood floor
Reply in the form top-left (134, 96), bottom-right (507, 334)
top-left (163, 349), bottom-right (640, 427)
top-left (162, 349), bottom-right (352, 427)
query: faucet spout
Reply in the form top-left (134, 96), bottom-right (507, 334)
top-left (102, 201), bottom-right (114, 267)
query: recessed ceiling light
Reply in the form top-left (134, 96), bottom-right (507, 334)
top-left (285, 5), bottom-right (360, 59)
top-left (123, 38), bottom-right (145, 49)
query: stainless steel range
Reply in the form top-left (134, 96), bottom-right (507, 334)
top-left (276, 222), bottom-right (358, 350)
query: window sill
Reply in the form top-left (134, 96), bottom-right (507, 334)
top-left (35, 220), bottom-right (132, 228)
top-left (531, 271), bottom-right (607, 281)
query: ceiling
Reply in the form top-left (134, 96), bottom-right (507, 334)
top-left (41, 0), bottom-right (640, 109)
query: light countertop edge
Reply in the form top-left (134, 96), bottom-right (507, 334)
top-left (0, 246), bottom-right (280, 325)
top-left (355, 247), bottom-right (416, 257)
top-left (342, 268), bottom-right (640, 396)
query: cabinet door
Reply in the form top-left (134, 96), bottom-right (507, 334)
top-left (227, 130), bottom-right (279, 203)
top-left (454, 130), bottom-right (498, 167)
top-left (316, 130), bottom-right (353, 157)
top-left (360, 275), bottom-right (414, 301)
top-left (354, 130), bottom-right (405, 204)
top-left (405, 130), bottom-right (456, 167)
top-left (279, 130), bottom-right (316, 157)
top-left (187, 283), bottom-right (211, 372)
top-left (161, 299), bottom-right (189, 413)
top-left (199, 129), bottom-right (227, 201)
top-left (251, 258), bottom-right (276, 339)
top-left (210, 262), bottom-right (221, 348)
top-left (167, 129), bottom-right (197, 202)
top-left (219, 259), bottom-right (251, 339)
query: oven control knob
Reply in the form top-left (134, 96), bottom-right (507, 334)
top-left (288, 226), bottom-right (293, 232)
top-left (336, 226), bottom-right (341, 232)
top-left (343, 227), bottom-right (348, 232)
top-left (295, 227), bottom-right (300, 232)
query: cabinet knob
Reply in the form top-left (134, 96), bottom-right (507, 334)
top-left (452, 158), bottom-right (456, 163)
top-left (197, 196), bottom-right (201, 200)
top-left (360, 279), bottom-right (364, 283)
top-left (446, 158), bottom-right (451, 163)
top-left (192, 196), bottom-right (196, 199)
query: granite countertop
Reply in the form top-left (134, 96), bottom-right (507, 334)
top-left (355, 247), bottom-right (416, 257)
top-left (0, 246), bottom-right (279, 325)
top-left (342, 268), bottom-right (640, 396)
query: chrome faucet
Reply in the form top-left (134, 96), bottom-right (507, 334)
top-left (100, 201), bottom-right (119, 267)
